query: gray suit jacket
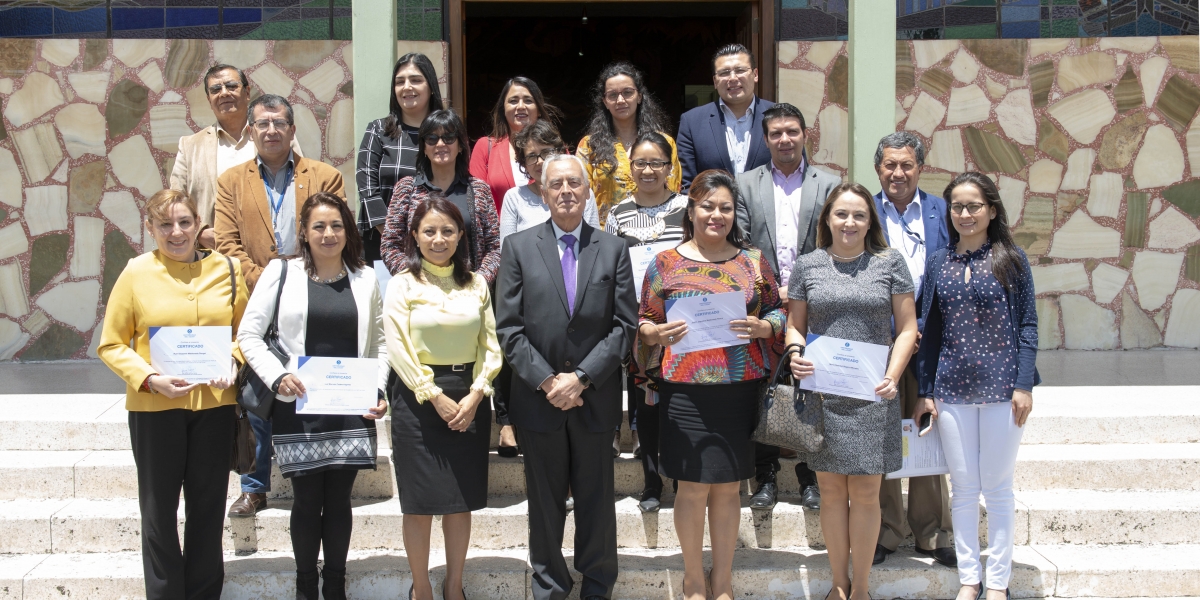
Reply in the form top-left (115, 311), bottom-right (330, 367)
top-left (735, 160), bottom-right (842, 279)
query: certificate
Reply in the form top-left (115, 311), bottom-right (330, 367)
top-left (664, 291), bottom-right (747, 354)
top-left (295, 356), bottom-right (378, 415)
top-left (630, 241), bottom-right (676, 301)
top-left (886, 419), bottom-right (950, 480)
top-left (798, 334), bottom-right (890, 402)
top-left (148, 326), bottom-right (232, 384)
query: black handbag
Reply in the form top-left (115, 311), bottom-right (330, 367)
top-left (221, 255), bottom-right (257, 475)
top-left (236, 260), bottom-right (289, 420)
top-left (751, 343), bottom-right (826, 454)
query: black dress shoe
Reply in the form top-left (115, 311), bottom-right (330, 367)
top-left (638, 488), bottom-right (661, 513)
top-left (749, 481), bottom-right (778, 509)
top-left (873, 544), bottom-right (893, 565)
top-left (496, 444), bottom-right (519, 458)
top-left (916, 546), bottom-right (958, 567)
top-left (800, 483), bottom-right (821, 510)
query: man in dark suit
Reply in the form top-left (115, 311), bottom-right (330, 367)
top-left (734, 102), bottom-right (841, 511)
top-left (677, 43), bottom-right (774, 190)
top-left (496, 154), bottom-right (638, 600)
top-left (869, 131), bottom-right (956, 569)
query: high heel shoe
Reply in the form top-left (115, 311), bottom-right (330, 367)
top-left (442, 583), bottom-right (467, 600)
top-left (407, 583), bottom-right (414, 600)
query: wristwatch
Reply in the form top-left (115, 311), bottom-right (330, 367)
top-left (574, 369), bottom-right (592, 388)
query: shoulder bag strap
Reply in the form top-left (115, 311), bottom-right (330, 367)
top-left (223, 255), bottom-right (236, 308)
top-left (267, 260), bottom-right (288, 336)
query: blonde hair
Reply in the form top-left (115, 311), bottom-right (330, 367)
top-left (144, 189), bottom-right (199, 224)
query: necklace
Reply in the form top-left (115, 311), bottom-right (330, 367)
top-left (828, 250), bottom-right (866, 276)
top-left (828, 249), bottom-right (866, 261)
top-left (310, 268), bottom-right (347, 284)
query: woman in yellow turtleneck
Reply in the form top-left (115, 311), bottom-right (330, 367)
top-left (384, 197), bottom-right (502, 600)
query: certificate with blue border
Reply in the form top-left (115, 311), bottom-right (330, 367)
top-left (798, 334), bottom-right (890, 402)
top-left (295, 356), bottom-right (377, 415)
top-left (148, 326), bottom-right (232, 384)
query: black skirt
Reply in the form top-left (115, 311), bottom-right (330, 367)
top-left (389, 364), bottom-right (492, 514)
top-left (271, 400), bottom-right (378, 479)
top-left (658, 379), bottom-right (760, 484)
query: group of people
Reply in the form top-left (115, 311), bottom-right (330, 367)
top-left (97, 41), bottom-right (1039, 600)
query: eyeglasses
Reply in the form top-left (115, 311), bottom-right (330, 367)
top-left (950, 203), bottom-right (987, 216)
top-left (424, 134), bottom-right (459, 146)
top-left (604, 89), bottom-right (637, 103)
top-left (631, 159), bottom-right (668, 171)
top-left (715, 67), bottom-right (752, 79)
top-left (524, 150), bottom-right (557, 166)
top-left (547, 177), bottom-right (585, 190)
top-left (252, 119), bottom-right (291, 131)
top-left (207, 81), bottom-right (243, 95)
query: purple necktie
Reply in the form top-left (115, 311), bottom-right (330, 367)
top-left (561, 234), bottom-right (577, 315)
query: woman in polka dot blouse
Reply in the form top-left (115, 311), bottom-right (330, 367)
top-left (912, 172), bottom-right (1040, 600)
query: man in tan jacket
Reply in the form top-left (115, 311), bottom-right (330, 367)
top-left (171, 64), bottom-right (301, 249)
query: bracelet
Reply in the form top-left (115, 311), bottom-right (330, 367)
top-left (141, 374), bottom-right (159, 394)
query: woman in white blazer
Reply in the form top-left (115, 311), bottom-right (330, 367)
top-left (237, 192), bottom-right (388, 600)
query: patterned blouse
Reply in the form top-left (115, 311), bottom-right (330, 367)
top-left (637, 247), bottom-right (785, 384)
top-left (355, 118), bottom-right (420, 231)
top-left (576, 133), bottom-right (683, 228)
top-left (604, 192), bottom-right (688, 247)
top-left (933, 242), bottom-right (1017, 404)
top-left (379, 173), bottom-right (502, 285)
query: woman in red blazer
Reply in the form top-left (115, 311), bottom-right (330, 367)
top-left (469, 76), bottom-right (562, 213)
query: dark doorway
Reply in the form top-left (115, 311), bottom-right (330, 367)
top-left (463, 2), bottom-right (743, 147)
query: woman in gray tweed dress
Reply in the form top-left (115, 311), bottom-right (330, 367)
top-left (785, 182), bottom-right (919, 600)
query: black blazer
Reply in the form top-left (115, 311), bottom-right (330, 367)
top-left (496, 221), bottom-right (638, 433)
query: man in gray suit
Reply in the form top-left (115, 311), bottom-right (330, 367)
top-left (735, 102), bottom-right (840, 511)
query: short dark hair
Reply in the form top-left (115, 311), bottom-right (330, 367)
top-left (203, 64), bottom-right (249, 95)
top-left (247, 94), bottom-right (293, 125)
top-left (629, 130), bottom-right (675, 164)
top-left (511, 119), bottom-right (566, 179)
top-left (488, 76), bottom-right (563, 141)
top-left (712, 43), bottom-right (755, 72)
top-left (403, 197), bottom-right (473, 287)
top-left (761, 102), bottom-right (807, 137)
top-left (298, 192), bottom-right (366, 274)
top-left (384, 53), bottom-right (445, 139)
top-left (682, 169), bottom-right (748, 248)
top-left (415, 109), bottom-right (471, 180)
top-left (874, 131), bottom-right (926, 168)
top-left (816, 182), bottom-right (889, 255)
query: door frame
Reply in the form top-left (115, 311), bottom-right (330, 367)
top-left (448, 0), bottom-right (776, 116)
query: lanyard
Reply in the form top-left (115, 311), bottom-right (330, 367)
top-left (261, 163), bottom-right (294, 220)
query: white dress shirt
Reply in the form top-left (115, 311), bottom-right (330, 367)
top-left (215, 122), bottom-right (256, 178)
top-left (719, 97), bottom-right (756, 174)
top-left (881, 192), bottom-right (926, 296)
top-left (771, 160), bottom-right (808, 290)
top-left (257, 151), bottom-right (298, 257)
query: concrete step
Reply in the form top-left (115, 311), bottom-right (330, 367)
top-left (3, 545), bottom-right (1200, 599)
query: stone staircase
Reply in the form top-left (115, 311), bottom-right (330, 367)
top-left (1, 385), bottom-right (1198, 599)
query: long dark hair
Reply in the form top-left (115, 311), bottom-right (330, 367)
top-left (383, 53), bottom-right (445, 139)
top-left (944, 172), bottom-right (1021, 291)
top-left (415, 109), bottom-right (471, 180)
top-left (488, 76), bottom-right (562, 141)
top-left (403, 197), bottom-right (473, 287)
top-left (681, 169), bottom-right (748, 248)
top-left (299, 192), bottom-right (366, 274)
top-left (816, 182), bottom-right (889, 255)
top-left (581, 62), bottom-right (672, 173)
top-left (512, 119), bottom-right (567, 179)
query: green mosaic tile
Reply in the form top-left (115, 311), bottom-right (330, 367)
top-left (19, 324), bottom-right (85, 361)
top-left (1163, 181), bottom-right (1200, 219)
top-left (1186, 246), bottom-right (1200, 284)
top-left (29, 234), bottom-right (70, 297)
top-left (405, 0), bottom-right (422, 9)
top-left (1051, 19), bottom-right (1079, 37)
top-left (423, 11), bottom-right (442, 40)
top-left (301, 18), bottom-right (330, 40)
top-left (333, 16), bottom-right (352, 40)
top-left (242, 20), bottom-right (304, 40)
top-left (1124, 192), bottom-right (1149, 249)
top-left (944, 25), bottom-right (998, 39)
top-left (102, 230), bottom-right (139, 305)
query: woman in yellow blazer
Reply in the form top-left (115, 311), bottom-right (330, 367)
top-left (98, 189), bottom-right (248, 600)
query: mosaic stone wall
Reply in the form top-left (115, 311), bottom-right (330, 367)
top-left (778, 36), bottom-right (1200, 350)
top-left (0, 37), bottom-right (447, 360)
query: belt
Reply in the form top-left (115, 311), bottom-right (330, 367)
top-left (423, 363), bottom-right (472, 372)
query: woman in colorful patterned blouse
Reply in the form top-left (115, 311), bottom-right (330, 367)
top-left (577, 62), bottom-right (682, 227)
top-left (913, 172), bottom-right (1039, 600)
top-left (637, 170), bottom-right (784, 600)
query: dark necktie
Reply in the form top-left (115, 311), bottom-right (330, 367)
top-left (561, 234), bottom-right (577, 315)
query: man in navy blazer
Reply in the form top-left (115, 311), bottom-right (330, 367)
top-left (677, 43), bottom-right (774, 190)
top-left (870, 131), bottom-right (957, 570)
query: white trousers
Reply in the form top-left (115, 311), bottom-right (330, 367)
top-left (936, 400), bottom-right (1025, 590)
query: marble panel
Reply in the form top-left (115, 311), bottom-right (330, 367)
top-left (778, 68), bottom-right (826, 125)
top-left (40, 40), bottom-right (78, 69)
top-left (213, 41), bottom-right (267, 71)
top-left (927, 129), bottom-right (965, 173)
top-left (53, 104), bottom-right (106, 160)
top-left (896, 42), bottom-right (914, 95)
top-left (1132, 124), bottom-right (1185, 189)
top-left (913, 40), bottom-right (960, 69)
top-left (1189, 120), bottom-right (1200, 178)
top-left (985, 74), bottom-right (1007, 99)
top-left (160, 91), bottom-right (181, 103)
top-left (68, 161), bottom-right (105, 215)
top-left (1028, 159), bottom-right (1064, 194)
top-left (20, 323), bottom-right (84, 359)
top-left (275, 41), bottom-right (341, 75)
top-left (1148, 207), bottom-right (1200, 250)
top-left (1031, 262), bottom-right (1089, 293)
top-left (1060, 294), bottom-right (1118, 350)
top-left (50, 160), bottom-right (67, 184)
top-left (293, 104), bottom-right (322, 165)
top-left (1056, 52), bottom-right (1117, 93)
top-left (34, 280), bottom-right (99, 332)
top-left (1114, 68), bottom-right (1143, 113)
top-left (99, 191), bottom-right (143, 243)
top-left (3, 72), bottom-right (65, 129)
top-left (1029, 60), bottom-right (1054, 107)
top-left (1164, 289), bottom-right (1200, 348)
top-left (0, 261), bottom-right (28, 318)
top-left (102, 230), bottom-right (138, 302)
top-left (28, 232), bottom-right (67, 297)
top-left (1099, 111), bottom-right (1149, 170)
top-left (0, 148), bottom-right (20, 208)
top-left (827, 56), bottom-right (848, 108)
top-left (81, 39), bottom-right (106, 71)
top-left (1099, 37), bottom-right (1157, 53)
top-left (950, 50), bottom-right (979, 84)
top-left (24, 186), bottom-right (68, 237)
top-left (1157, 75), bottom-right (1200, 132)
top-left (185, 84), bottom-right (215, 128)
top-left (1048, 88), bottom-right (1116, 144)
top-left (964, 127), bottom-right (1027, 174)
top-left (336, 159), bottom-right (357, 213)
top-left (112, 40), bottom-right (164, 69)
top-left (945, 84), bottom-right (990, 127)
top-left (1036, 297), bottom-right (1061, 350)
top-left (1139, 56), bottom-right (1171, 107)
top-left (895, 98), bottom-right (906, 126)
top-left (106, 79), bottom-right (149, 139)
top-left (1163, 181), bottom-right (1200, 218)
top-left (1121, 290), bottom-right (1163, 349)
top-left (250, 63), bottom-right (295, 98)
top-left (109, 136), bottom-right (163, 199)
top-left (326, 98), bottom-right (356, 162)
top-left (1132, 250), bottom-right (1184, 311)
top-left (811, 104), bottom-right (849, 168)
top-left (298, 60), bottom-right (345, 105)
top-left (87, 316), bottom-right (103, 358)
top-left (137, 63), bottom-right (164, 95)
top-left (1091, 263), bottom-right (1128, 305)
top-left (1030, 39), bottom-right (1071, 58)
top-left (1188, 246), bottom-right (1200, 284)
top-left (0, 223), bottom-right (29, 262)
top-left (22, 310), bottom-right (50, 336)
top-left (1037, 118), bottom-right (1069, 162)
top-left (801, 41), bottom-right (839, 70)
top-left (69, 216), bottom-right (104, 280)
top-left (149, 104), bottom-right (191, 154)
top-left (918, 69), bottom-right (954, 97)
top-left (0, 78), bottom-right (11, 95)
top-left (163, 40), bottom-right (207, 91)
top-left (1124, 192), bottom-right (1150, 248)
top-left (1014, 195), bottom-right (1053, 255)
top-left (0, 317), bottom-right (29, 360)
top-left (997, 175), bottom-right (1026, 224)
top-left (962, 39), bottom-right (1027, 78)
top-left (1048, 210), bottom-right (1121, 259)
top-left (1060, 149), bottom-right (1095, 191)
top-left (778, 41), bottom-right (799, 66)
top-left (991, 88), bottom-right (1035, 146)
top-left (902, 92), bottom-right (945, 138)
top-left (1056, 192), bottom-right (1083, 225)
top-left (1160, 36), bottom-right (1200, 74)
top-left (67, 71), bottom-right (109, 105)
top-left (338, 82), bottom-right (352, 99)
top-left (1086, 172), bottom-right (1123, 219)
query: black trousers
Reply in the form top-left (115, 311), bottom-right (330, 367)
top-left (129, 405), bottom-right (236, 600)
top-left (630, 371), bottom-right (662, 495)
top-left (519, 410), bottom-right (618, 600)
top-left (290, 469), bottom-right (358, 573)
top-left (755, 444), bottom-right (818, 488)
